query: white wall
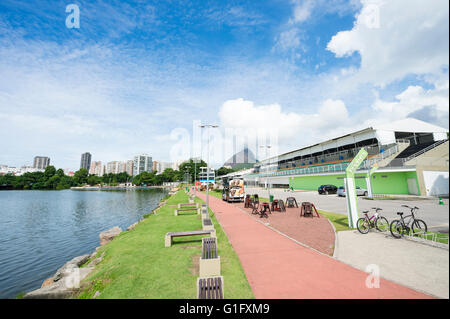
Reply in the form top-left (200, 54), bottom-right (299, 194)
top-left (423, 171), bottom-right (449, 196)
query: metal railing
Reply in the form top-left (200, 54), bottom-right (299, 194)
top-left (360, 142), bottom-right (406, 169)
top-left (254, 141), bottom-right (412, 178)
top-left (403, 139), bottom-right (448, 163)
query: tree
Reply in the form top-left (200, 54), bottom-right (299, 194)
top-left (217, 166), bottom-right (235, 176)
top-left (56, 169), bottom-right (65, 177)
top-left (88, 175), bottom-right (101, 186)
top-left (178, 158), bottom-right (208, 182)
top-left (73, 168), bottom-right (89, 185)
top-left (44, 165), bottom-right (56, 178)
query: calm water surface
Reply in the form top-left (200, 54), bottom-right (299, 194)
top-left (0, 189), bottom-right (166, 298)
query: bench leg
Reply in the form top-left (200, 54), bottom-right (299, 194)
top-left (199, 257), bottom-right (221, 277)
top-left (174, 210), bottom-right (178, 216)
top-left (165, 235), bottom-right (172, 247)
top-left (210, 229), bottom-right (217, 238)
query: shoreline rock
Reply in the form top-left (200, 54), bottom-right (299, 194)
top-left (99, 226), bottom-right (122, 246)
top-left (24, 254), bottom-right (93, 299)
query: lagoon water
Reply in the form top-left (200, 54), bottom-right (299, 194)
top-left (0, 189), bottom-right (166, 299)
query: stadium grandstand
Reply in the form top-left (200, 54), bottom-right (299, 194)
top-left (231, 118), bottom-right (448, 196)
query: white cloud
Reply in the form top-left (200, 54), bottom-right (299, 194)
top-left (274, 28), bottom-right (303, 52)
top-left (218, 98), bottom-right (350, 144)
top-left (370, 76), bottom-right (449, 128)
top-left (327, 0), bottom-right (449, 86)
top-left (290, 0), bottom-right (314, 23)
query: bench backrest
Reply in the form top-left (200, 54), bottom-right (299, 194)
top-left (202, 237), bottom-right (217, 259)
top-left (167, 230), bottom-right (213, 237)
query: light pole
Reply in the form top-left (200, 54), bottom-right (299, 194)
top-left (260, 145), bottom-right (272, 200)
top-left (200, 124), bottom-right (219, 213)
top-left (185, 166), bottom-right (191, 191)
top-left (193, 157), bottom-right (200, 198)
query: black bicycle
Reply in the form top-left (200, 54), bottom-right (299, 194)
top-left (389, 205), bottom-right (427, 239)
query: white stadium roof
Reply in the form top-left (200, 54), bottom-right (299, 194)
top-left (259, 118), bottom-right (448, 165)
top-left (372, 118), bottom-right (448, 133)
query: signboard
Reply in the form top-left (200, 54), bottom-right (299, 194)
top-left (366, 164), bottom-right (378, 198)
top-left (345, 148), bottom-right (368, 228)
top-left (345, 149), bottom-right (368, 176)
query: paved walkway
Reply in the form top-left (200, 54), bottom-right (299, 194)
top-left (197, 193), bottom-right (431, 299)
top-left (237, 202), bottom-right (335, 255)
top-left (335, 230), bottom-right (449, 299)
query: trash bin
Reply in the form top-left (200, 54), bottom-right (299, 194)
top-left (269, 195), bottom-right (274, 202)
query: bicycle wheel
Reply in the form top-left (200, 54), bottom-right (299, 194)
top-left (411, 219), bottom-right (427, 235)
top-left (375, 217), bottom-right (389, 232)
top-left (357, 218), bottom-right (370, 234)
top-left (390, 220), bottom-right (404, 238)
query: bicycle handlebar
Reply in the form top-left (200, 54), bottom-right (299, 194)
top-left (401, 205), bottom-right (419, 212)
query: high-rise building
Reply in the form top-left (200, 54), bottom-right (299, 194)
top-left (152, 160), bottom-right (161, 173)
top-left (80, 152), bottom-right (92, 171)
top-left (133, 154), bottom-right (152, 176)
top-left (33, 156), bottom-right (50, 169)
top-left (159, 162), bottom-right (173, 173)
top-left (118, 161), bottom-right (127, 173)
top-left (126, 160), bottom-right (134, 176)
top-left (89, 161), bottom-right (103, 176)
top-left (106, 161), bottom-right (119, 174)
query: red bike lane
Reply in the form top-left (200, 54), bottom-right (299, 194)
top-left (197, 193), bottom-right (431, 299)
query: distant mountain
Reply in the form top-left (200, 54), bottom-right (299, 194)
top-left (223, 148), bottom-right (257, 169)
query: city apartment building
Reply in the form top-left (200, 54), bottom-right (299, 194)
top-left (133, 154), bottom-right (152, 176)
top-left (152, 160), bottom-right (161, 173)
top-left (80, 152), bottom-right (92, 171)
top-left (89, 161), bottom-right (103, 176)
top-left (33, 156), bottom-right (50, 169)
top-left (126, 160), bottom-right (134, 176)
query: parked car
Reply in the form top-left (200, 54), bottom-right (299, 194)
top-left (337, 186), bottom-right (368, 197)
top-left (318, 185), bottom-right (338, 195)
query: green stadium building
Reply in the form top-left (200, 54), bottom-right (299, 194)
top-left (243, 118), bottom-right (449, 196)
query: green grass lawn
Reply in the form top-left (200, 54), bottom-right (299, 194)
top-left (76, 191), bottom-right (254, 299)
top-left (317, 210), bottom-right (354, 232)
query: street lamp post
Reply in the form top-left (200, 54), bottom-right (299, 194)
top-left (260, 145), bottom-right (272, 200)
top-left (193, 157), bottom-right (200, 198)
top-left (185, 166), bottom-right (191, 191)
top-left (200, 124), bottom-right (219, 214)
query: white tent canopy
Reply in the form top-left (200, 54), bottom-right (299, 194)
top-left (259, 118), bottom-right (448, 164)
top-left (372, 118), bottom-right (449, 133)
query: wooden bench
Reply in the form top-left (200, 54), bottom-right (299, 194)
top-left (178, 203), bottom-right (199, 209)
top-left (202, 218), bottom-right (214, 231)
top-left (165, 229), bottom-right (216, 247)
top-left (199, 237), bottom-right (220, 277)
top-left (174, 207), bottom-right (200, 216)
top-left (197, 276), bottom-right (224, 299)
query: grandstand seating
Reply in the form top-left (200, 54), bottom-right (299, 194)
top-left (395, 141), bottom-right (436, 159)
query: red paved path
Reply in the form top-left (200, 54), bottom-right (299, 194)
top-left (197, 193), bottom-right (431, 299)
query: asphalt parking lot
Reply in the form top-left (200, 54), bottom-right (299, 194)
top-left (245, 187), bottom-right (449, 232)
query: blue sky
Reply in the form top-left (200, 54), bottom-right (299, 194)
top-left (0, 0), bottom-right (448, 170)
